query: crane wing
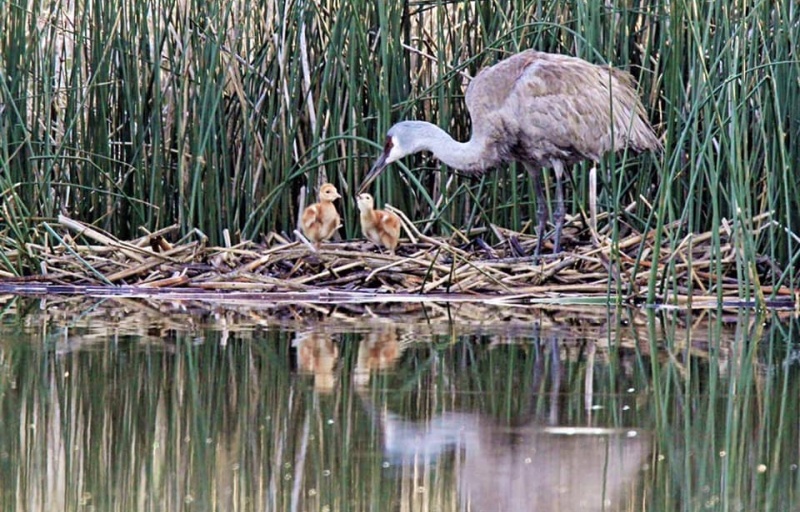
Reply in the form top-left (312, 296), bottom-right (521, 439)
top-left (466, 50), bottom-right (659, 167)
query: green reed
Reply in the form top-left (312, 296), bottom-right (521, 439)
top-left (1, 0), bottom-right (798, 298)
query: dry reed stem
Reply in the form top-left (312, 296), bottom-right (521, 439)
top-left (385, 204), bottom-right (420, 245)
top-left (138, 273), bottom-right (190, 288)
top-left (58, 215), bottom-right (148, 263)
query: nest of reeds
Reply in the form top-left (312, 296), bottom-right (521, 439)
top-left (0, 211), bottom-right (795, 309)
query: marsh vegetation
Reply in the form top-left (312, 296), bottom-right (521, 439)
top-left (1, 1), bottom-right (798, 301)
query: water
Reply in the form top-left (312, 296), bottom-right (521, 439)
top-left (0, 296), bottom-right (798, 511)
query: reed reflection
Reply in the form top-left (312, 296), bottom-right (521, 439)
top-left (1, 298), bottom-right (798, 511)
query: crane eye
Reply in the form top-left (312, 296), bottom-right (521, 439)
top-left (383, 137), bottom-right (393, 152)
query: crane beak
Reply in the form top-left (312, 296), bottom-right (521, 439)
top-left (358, 152), bottom-right (389, 194)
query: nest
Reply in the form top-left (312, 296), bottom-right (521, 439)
top-left (0, 211), bottom-right (796, 310)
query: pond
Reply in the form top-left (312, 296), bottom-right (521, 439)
top-left (0, 295), bottom-right (798, 511)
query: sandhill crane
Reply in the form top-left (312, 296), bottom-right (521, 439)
top-left (301, 183), bottom-right (341, 250)
top-left (358, 50), bottom-right (660, 256)
top-left (356, 192), bottom-right (402, 254)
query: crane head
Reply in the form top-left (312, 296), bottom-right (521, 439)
top-left (318, 183), bottom-right (341, 202)
top-left (358, 136), bottom-right (395, 194)
top-left (359, 121), bottom-right (428, 193)
top-left (356, 192), bottom-right (375, 212)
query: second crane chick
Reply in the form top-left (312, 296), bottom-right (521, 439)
top-left (301, 183), bottom-right (341, 250)
top-left (357, 193), bottom-right (401, 254)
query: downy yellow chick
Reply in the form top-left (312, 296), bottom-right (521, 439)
top-left (356, 193), bottom-right (401, 254)
top-left (301, 183), bottom-right (341, 250)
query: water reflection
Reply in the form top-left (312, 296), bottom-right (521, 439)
top-left (0, 295), bottom-right (798, 510)
top-left (353, 327), bottom-right (401, 388)
top-left (377, 410), bottom-right (648, 511)
top-left (294, 329), bottom-right (340, 392)
top-left (366, 385), bottom-right (649, 511)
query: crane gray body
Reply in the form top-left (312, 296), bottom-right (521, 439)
top-left (360, 50), bottom-right (661, 256)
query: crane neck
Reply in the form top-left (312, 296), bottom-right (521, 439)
top-left (410, 122), bottom-right (494, 174)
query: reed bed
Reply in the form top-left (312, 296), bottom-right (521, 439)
top-left (1, 0), bottom-right (799, 301)
top-left (1, 213), bottom-right (795, 309)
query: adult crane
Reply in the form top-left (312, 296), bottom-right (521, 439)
top-left (358, 50), bottom-right (660, 256)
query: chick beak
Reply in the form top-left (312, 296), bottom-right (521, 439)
top-left (358, 151), bottom-right (389, 194)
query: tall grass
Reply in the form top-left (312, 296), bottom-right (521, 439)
top-left (1, 0), bottom-right (797, 296)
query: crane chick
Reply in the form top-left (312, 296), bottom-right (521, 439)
top-left (301, 183), bottom-right (341, 250)
top-left (356, 193), bottom-right (401, 254)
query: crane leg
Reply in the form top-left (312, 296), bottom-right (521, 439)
top-left (552, 161), bottom-right (566, 254)
top-left (527, 164), bottom-right (548, 258)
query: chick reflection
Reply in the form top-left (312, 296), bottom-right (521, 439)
top-left (293, 330), bottom-right (339, 392)
top-left (364, 338), bottom-right (651, 511)
top-left (353, 328), bottom-right (402, 387)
